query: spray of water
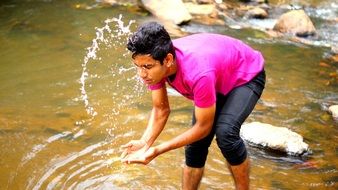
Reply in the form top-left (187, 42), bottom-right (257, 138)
top-left (27, 15), bottom-right (143, 190)
top-left (80, 15), bottom-right (135, 118)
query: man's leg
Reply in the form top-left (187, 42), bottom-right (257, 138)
top-left (182, 166), bottom-right (204, 190)
top-left (183, 109), bottom-right (216, 190)
top-left (215, 71), bottom-right (265, 190)
top-left (228, 158), bottom-right (250, 190)
top-left (214, 86), bottom-right (257, 190)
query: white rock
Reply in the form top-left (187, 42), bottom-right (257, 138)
top-left (240, 122), bottom-right (309, 155)
top-left (328, 105), bottom-right (338, 121)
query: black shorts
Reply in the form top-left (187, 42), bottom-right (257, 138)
top-left (185, 70), bottom-right (266, 167)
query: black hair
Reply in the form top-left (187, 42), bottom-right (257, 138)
top-left (127, 22), bottom-right (175, 64)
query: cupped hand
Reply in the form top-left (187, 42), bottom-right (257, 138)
top-left (121, 147), bottom-right (158, 165)
top-left (120, 139), bottom-right (147, 160)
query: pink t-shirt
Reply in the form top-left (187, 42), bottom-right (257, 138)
top-left (149, 33), bottom-right (264, 108)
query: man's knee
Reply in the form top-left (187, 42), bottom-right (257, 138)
top-left (185, 127), bottom-right (214, 168)
top-left (185, 145), bottom-right (209, 168)
top-left (215, 124), bottom-right (247, 165)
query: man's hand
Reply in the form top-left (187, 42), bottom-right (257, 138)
top-left (121, 146), bottom-right (158, 165)
top-left (120, 140), bottom-right (146, 160)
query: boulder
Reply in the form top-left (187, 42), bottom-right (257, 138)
top-left (140, 0), bottom-right (192, 25)
top-left (273, 10), bottom-right (316, 37)
top-left (328, 105), bottom-right (338, 121)
top-left (240, 122), bottom-right (309, 155)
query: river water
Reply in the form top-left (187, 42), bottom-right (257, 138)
top-left (0, 0), bottom-right (337, 189)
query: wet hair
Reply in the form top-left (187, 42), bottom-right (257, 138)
top-left (127, 22), bottom-right (175, 64)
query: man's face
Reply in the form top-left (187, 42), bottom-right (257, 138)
top-left (132, 54), bottom-right (167, 85)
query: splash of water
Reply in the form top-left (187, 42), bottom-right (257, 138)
top-left (80, 14), bottom-right (135, 118)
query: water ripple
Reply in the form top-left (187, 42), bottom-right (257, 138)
top-left (31, 141), bottom-right (110, 190)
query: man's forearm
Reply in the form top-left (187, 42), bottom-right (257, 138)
top-left (141, 107), bottom-right (170, 148)
top-left (155, 123), bottom-right (212, 156)
top-left (154, 104), bottom-right (215, 156)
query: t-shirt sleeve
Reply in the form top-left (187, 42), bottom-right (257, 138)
top-left (147, 79), bottom-right (166, 90)
top-left (193, 75), bottom-right (216, 108)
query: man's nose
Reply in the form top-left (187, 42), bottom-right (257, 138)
top-left (137, 67), bottom-right (147, 78)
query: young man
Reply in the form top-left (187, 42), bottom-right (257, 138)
top-left (120, 22), bottom-right (265, 190)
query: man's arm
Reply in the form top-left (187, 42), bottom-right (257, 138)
top-left (155, 104), bottom-right (215, 155)
top-left (122, 103), bottom-right (215, 164)
top-left (120, 86), bottom-right (170, 161)
top-left (141, 86), bottom-right (171, 148)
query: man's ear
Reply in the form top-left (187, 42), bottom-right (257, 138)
top-left (164, 53), bottom-right (174, 67)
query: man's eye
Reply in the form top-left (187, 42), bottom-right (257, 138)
top-left (143, 65), bottom-right (153, 69)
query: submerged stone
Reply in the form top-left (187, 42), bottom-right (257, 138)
top-left (240, 122), bottom-right (309, 155)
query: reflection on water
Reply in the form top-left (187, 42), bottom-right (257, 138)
top-left (0, 0), bottom-right (337, 189)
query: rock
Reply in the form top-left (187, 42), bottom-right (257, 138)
top-left (331, 46), bottom-right (338, 55)
top-left (328, 105), bottom-right (338, 121)
top-left (319, 62), bottom-right (331, 68)
top-left (240, 122), bottom-right (309, 155)
top-left (273, 10), bottom-right (316, 37)
top-left (196, 0), bottom-right (213, 4)
top-left (184, 2), bottom-right (216, 16)
top-left (249, 0), bottom-right (268, 3)
top-left (100, 0), bottom-right (117, 5)
top-left (140, 0), bottom-right (192, 25)
top-left (216, 3), bottom-right (228, 11)
top-left (240, 0), bottom-right (268, 4)
top-left (330, 54), bottom-right (338, 63)
top-left (239, 0), bottom-right (251, 3)
top-left (246, 7), bottom-right (268, 19)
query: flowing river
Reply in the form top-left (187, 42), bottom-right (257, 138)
top-left (0, 0), bottom-right (337, 189)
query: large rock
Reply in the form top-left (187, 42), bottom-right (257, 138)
top-left (240, 122), bottom-right (309, 155)
top-left (273, 10), bottom-right (316, 37)
top-left (140, 0), bottom-right (192, 25)
top-left (328, 105), bottom-right (338, 121)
